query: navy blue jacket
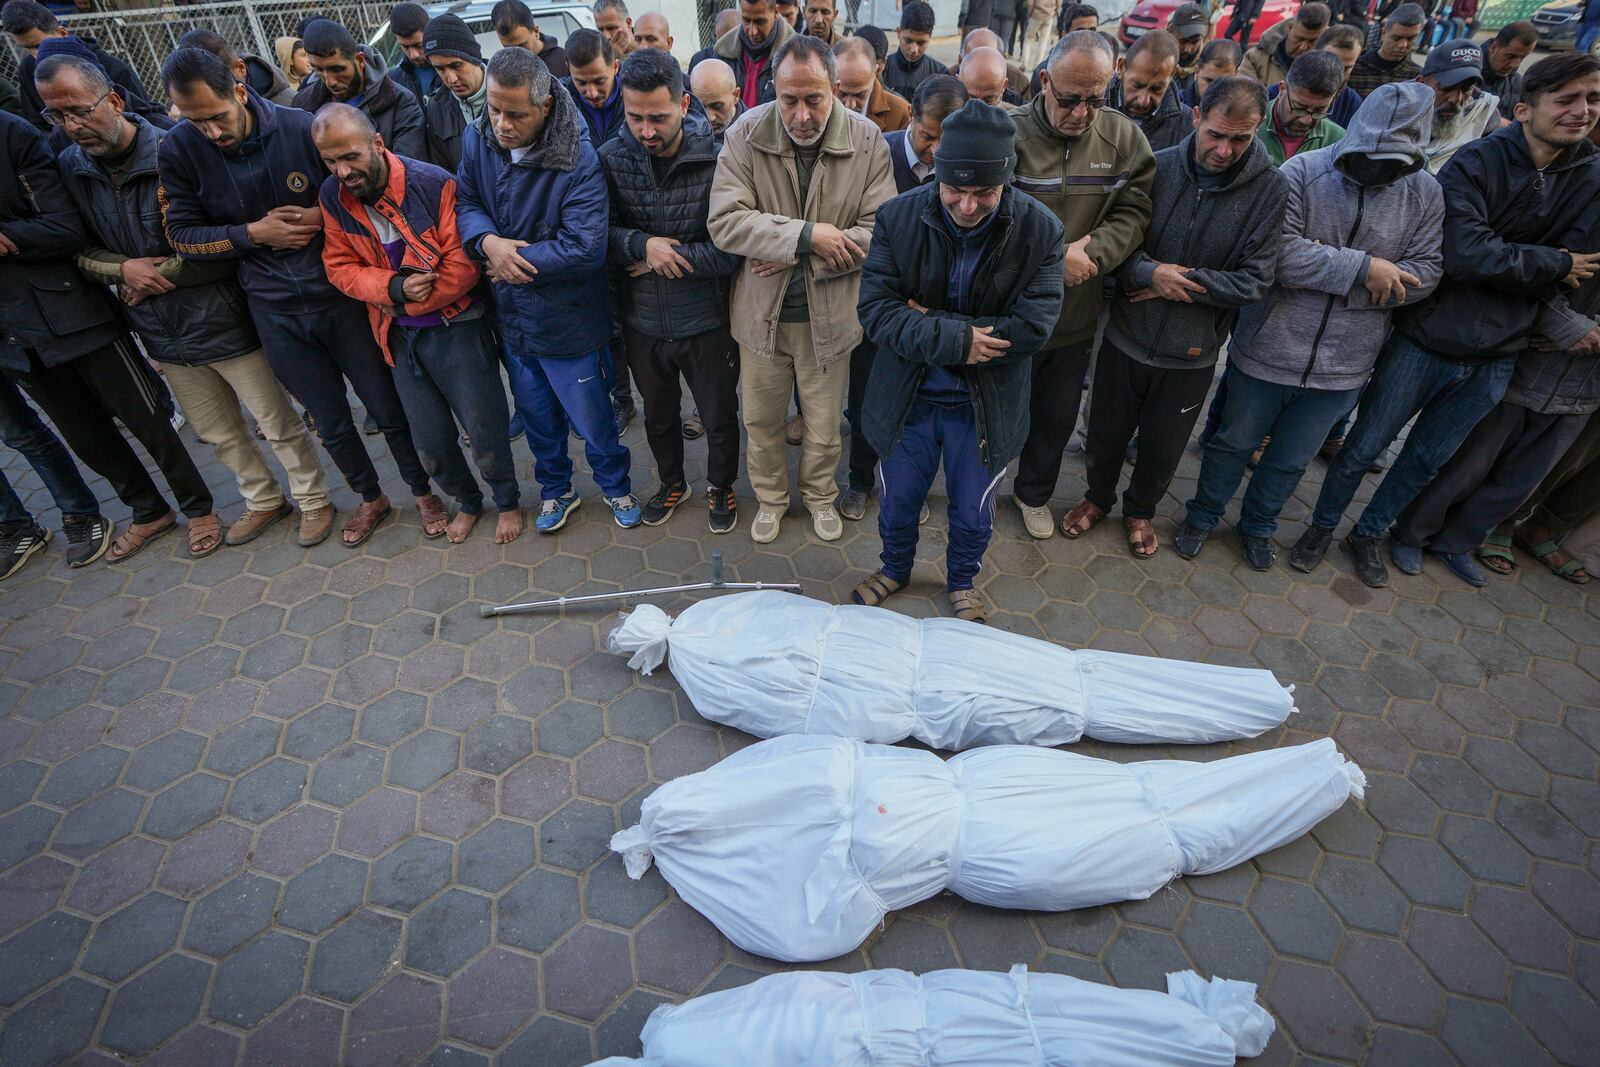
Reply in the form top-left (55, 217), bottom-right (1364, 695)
top-left (455, 95), bottom-right (611, 358)
top-left (882, 130), bottom-right (933, 194)
top-left (158, 89), bottom-right (343, 314)
top-left (859, 184), bottom-right (1065, 468)
top-left (563, 77), bottom-right (625, 146)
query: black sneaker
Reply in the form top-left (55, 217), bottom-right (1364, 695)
top-left (1289, 524), bottom-right (1334, 573)
top-left (838, 486), bottom-right (869, 521)
top-left (613, 397), bottom-right (635, 437)
top-left (361, 412), bottom-right (379, 435)
top-left (1238, 531), bottom-right (1277, 571)
top-left (1172, 520), bottom-right (1209, 560)
top-left (642, 482), bottom-right (688, 527)
top-left (1342, 533), bottom-right (1389, 588)
top-left (707, 486), bottom-right (736, 534)
top-left (0, 523), bottom-right (49, 580)
top-left (61, 513), bottom-right (112, 568)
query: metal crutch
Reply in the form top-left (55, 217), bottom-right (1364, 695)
top-left (479, 549), bottom-right (801, 617)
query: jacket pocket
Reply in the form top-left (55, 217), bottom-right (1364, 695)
top-left (28, 275), bottom-right (116, 338)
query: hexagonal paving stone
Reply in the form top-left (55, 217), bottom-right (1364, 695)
top-left (124, 731), bottom-right (206, 792)
top-left (464, 715), bottom-right (533, 774)
top-left (344, 973), bottom-right (443, 1067)
top-left (1440, 996), bottom-right (1552, 1067)
top-left (634, 900), bottom-right (725, 994)
top-left (0, 760), bottom-right (45, 816)
top-left (284, 703), bottom-right (356, 760)
top-left (280, 853), bottom-right (368, 934)
top-left (209, 930), bottom-right (310, 1027)
top-left (1508, 970), bottom-right (1597, 1067)
top-left (143, 773), bottom-right (229, 840)
top-left (647, 723), bottom-right (720, 779)
top-left (65, 837), bottom-right (164, 915)
top-left (370, 836), bottom-right (453, 913)
top-left (158, 819), bottom-right (252, 896)
top-left (421, 772), bottom-right (496, 840)
top-left (1496, 793), bottom-right (1586, 863)
top-left (1263, 958), bottom-right (1372, 1063)
top-left (1337, 933), bottom-right (1442, 1030)
top-left (311, 909), bottom-right (403, 1003)
top-left (80, 891), bottom-right (186, 981)
top-left (229, 758), bottom-right (308, 824)
top-left (577, 739), bottom-right (649, 803)
top-left (389, 729), bottom-right (461, 792)
top-left (337, 787), bottom-right (417, 856)
top-left (1470, 885), bottom-right (1572, 971)
top-left (239, 998), bottom-right (343, 1067)
top-left (540, 799), bottom-right (615, 871)
top-left (542, 923), bottom-right (634, 1022)
top-left (868, 916), bottom-right (959, 972)
top-left (536, 701), bottom-right (605, 758)
top-left (51, 786), bottom-right (143, 859)
top-left (1406, 909), bottom-right (1509, 999)
top-left (458, 819), bottom-right (537, 892)
top-left (205, 715), bottom-right (281, 775)
top-left (502, 754), bottom-right (572, 823)
top-left (447, 947), bottom-right (540, 1048)
top-left (1247, 877), bottom-right (1343, 962)
top-left (251, 804), bottom-right (339, 877)
top-left (359, 691), bottom-right (427, 746)
top-left (949, 902), bottom-right (1048, 973)
top-left (1176, 901), bottom-right (1275, 984)
top-left (1102, 924), bottom-right (1192, 991)
top-left (405, 887), bottom-right (492, 976)
top-left (185, 872), bottom-right (278, 957)
top-left (1378, 835), bottom-right (1470, 910)
top-left (0, 974), bottom-right (106, 1067)
top-left (0, 912), bottom-right (89, 1005)
top-left (100, 953), bottom-right (213, 1057)
top-left (38, 745), bottom-right (127, 808)
top-left (1314, 855), bottom-right (1407, 935)
top-left (311, 743), bottom-right (386, 807)
top-left (0, 805), bottom-right (57, 870)
top-left (606, 687), bottom-right (676, 741)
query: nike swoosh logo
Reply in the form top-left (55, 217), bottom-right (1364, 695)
top-left (577, 376), bottom-right (595, 383)
top-left (1180, 404), bottom-right (1199, 414)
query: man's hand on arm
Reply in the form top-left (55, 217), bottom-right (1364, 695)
top-left (247, 206), bottom-right (321, 250)
top-left (1063, 234), bottom-right (1097, 287)
top-left (0, 230), bottom-right (20, 256)
top-left (481, 234), bottom-right (538, 285)
top-left (119, 257), bottom-right (177, 305)
top-left (810, 223), bottom-right (865, 272)
top-left (966, 324), bottom-right (1011, 364)
top-left (1129, 263), bottom-right (1207, 303)
top-left (399, 270), bottom-right (438, 304)
top-left (642, 236), bottom-right (695, 279)
top-left (750, 259), bottom-right (788, 277)
top-left (1560, 250), bottom-right (1600, 290)
top-left (1364, 256), bottom-right (1421, 306)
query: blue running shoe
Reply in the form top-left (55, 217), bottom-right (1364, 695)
top-left (508, 411), bottom-right (525, 442)
top-left (1389, 539), bottom-right (1424, 576)
top-left (608, 494), bottom-right (642, 529)
top-left (536, 492), bottom-right (580, 533)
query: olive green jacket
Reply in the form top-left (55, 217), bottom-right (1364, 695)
top-left (1010, 99), bottom-right (1156, 347)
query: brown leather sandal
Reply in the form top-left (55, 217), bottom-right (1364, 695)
top-left (1125, 517), bottom-right (1158, 559)
top-left (850, 570), bottom-right (905, 606)
top-left (107, 512), bottom-right (177, 565)
top-left (187, 514), bottom-right (224, 558)
top-left (342, 497), bottom-right (392, 548)
top-left (1060, 499), bottom-right (1105, 539)
top-left (948, 588), bottom-right (989, 623)
top-left (415, 493), bottom-right (450, 540)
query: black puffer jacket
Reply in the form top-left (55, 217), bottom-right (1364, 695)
top-left (59, 116), bottom-right (258, 367)
top-left (1399, 124), bottom-right (1600, 363)
top-left (0, 112), bottom-right (122, 371)
top-left (598, 111), bottom-right (742, 341)
top-left (858, 183), bottom-right (1066, 469)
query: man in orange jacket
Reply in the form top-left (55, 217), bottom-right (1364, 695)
top-left (313, 103), bottom-right (523, 543)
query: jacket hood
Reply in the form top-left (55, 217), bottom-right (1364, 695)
top-left (617, 108), bottom-right (718, 163)
top-left (275, 36), bottom-right (303, 89)
top-left (1179, 131), bottom-right (1274, 191)
top-left (1257, 21), bottom-right (1289, 59)
top-left (475, 77), bottom-right (584, 171)
top-left (1333, 81), bottom-right (1433, 171)
top-left (243, 54), bottom-right (291, 99)
top-left (714, 15), bottom-right (794, 61)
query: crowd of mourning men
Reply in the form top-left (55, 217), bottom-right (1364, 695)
top-left (0, 0), bottom-right (1597, 622)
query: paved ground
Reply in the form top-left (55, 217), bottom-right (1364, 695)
top-left (0, 404), bottom-right (1595, 1067)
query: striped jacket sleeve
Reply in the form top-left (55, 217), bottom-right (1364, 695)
top-left (156, 135), bottom-right (254, 260)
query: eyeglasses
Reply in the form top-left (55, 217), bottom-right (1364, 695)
top-left (41, 90), bottom-right (111, 127)
top-left (1048, 90), bottom-right (1106, 113)
top-left (1283, 95), bottom-right (1331, 119)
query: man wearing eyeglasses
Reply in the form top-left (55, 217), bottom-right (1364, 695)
top-left (1007, 29), bottom-right (1155, 540)
top-left (1258, 50), bottom-right (1347, 166)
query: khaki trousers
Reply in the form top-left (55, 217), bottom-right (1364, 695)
top-left (740, 321), bottom-right (849, 512)
top-left (162, 349), bottom-right (330, 514)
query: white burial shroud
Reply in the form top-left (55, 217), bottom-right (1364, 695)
top-left (606, 591), bottom-right (1297, 750)
top-left (611, 734), bottom-right (1365, 963)
top-left (586, 965), bottom-right (1275, 1067)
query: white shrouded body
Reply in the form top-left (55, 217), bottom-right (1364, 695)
top-left (605, 592), bottom-right (1296, 749)
top-left (611, 735), bottom-right (1364, 962)
top-left (586, 965), bottom-right (1275, 1067)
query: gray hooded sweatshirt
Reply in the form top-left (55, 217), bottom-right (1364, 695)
top-left (1227, 81), bottom-right (1445, 393)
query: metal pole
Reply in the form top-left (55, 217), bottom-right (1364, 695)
top-left (479, 550), bottom-right (801, 617)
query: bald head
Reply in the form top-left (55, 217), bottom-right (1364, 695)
top-left (690, 52), bottom-right (739, 133)
top-left (961, 27), bottom-right (1001, 55)
top-left (959, 45), bottom-right (1008, 105)
top-left (634, 11), bottom-right (671, 50)
top-left (834, 35), bottom-right (878, 113)
top-left (311, 102), bottom-right (387, 199)
top-left (713, 6), bottom-right (739, 37)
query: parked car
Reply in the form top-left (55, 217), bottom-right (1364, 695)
top-left (1531, 0), bottom-right (1598, 54)
top-left (367, 0), bottom-right (595, 67)
top-left (1118, 0), bottom-right (1299, 47)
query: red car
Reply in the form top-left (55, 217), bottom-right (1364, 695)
top-left (1118, 0), bottom-right (1301, 48)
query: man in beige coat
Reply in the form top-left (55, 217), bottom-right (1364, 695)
top-left (709, 33), bottom-right (895, 544)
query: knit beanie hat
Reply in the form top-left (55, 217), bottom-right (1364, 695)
top-left (935, 98), bottom-right (1016, 188)
top-left (36, 35), bottom-right (109, 79)
top-left (424, 15), bottom-right (482, 64)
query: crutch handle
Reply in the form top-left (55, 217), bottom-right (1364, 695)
top-left (709, 549), bottom-right (724, 586)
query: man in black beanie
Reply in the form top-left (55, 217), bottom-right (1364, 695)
top-left (853, 99), bottom-right (1066, 623)
top-left (422, 13), bottom-right (487, 169)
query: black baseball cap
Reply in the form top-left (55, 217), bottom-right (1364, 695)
top-left (1421, 41), bottom-right (1483, 88)
top-left (1168, 3), bottom-right (1209, 39)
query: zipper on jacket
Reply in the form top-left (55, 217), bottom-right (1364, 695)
top-left (1152, 183), bottom-right (1207, 352)
top-left (1302, 185), bottom-right (1366, 387)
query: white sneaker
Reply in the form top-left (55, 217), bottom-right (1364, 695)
top-left (1017, 499), bottom-right (1054, 539)
top-left (918, 502), bottom-right (929, 526)
top-left (170, 410), bottom-right (187, 433)
top-left (751, 507), bottom-right (782, 544)
top-left (812, 505), bottom-right (842, 542)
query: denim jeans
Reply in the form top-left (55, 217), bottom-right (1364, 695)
top-left (504, 346), bottom-right (631, 501)
top-left (1185, 369), bottom-right (1361, 538)
top-left (1311, 333), bottom-right (1515, 540)
top-left (389, 316), bottom-right (519, 514)
top-left (0, 371), bottom-right (98, 526)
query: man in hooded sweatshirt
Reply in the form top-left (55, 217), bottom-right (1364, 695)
top-left (1178, 82), bottom-right (1444, 570)
top-left (1292, 56), bottom-right (1600, 587)
top-left (292, 18), bottom-right (426, 160)
top-left (2, 0), bottom-right (147, 129)
top-left (1071, 77), bottom-right (1287, 562)
top-left (178, 27), bottom-right (296, 107)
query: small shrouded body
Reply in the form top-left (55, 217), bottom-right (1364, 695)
top-left (606, 592), bottom-right (1297, 750)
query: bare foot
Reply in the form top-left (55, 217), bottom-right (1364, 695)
top-left (495, 508), bottom-right (524, 544)
top-left (445, 510), bottom-right (479, 544)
